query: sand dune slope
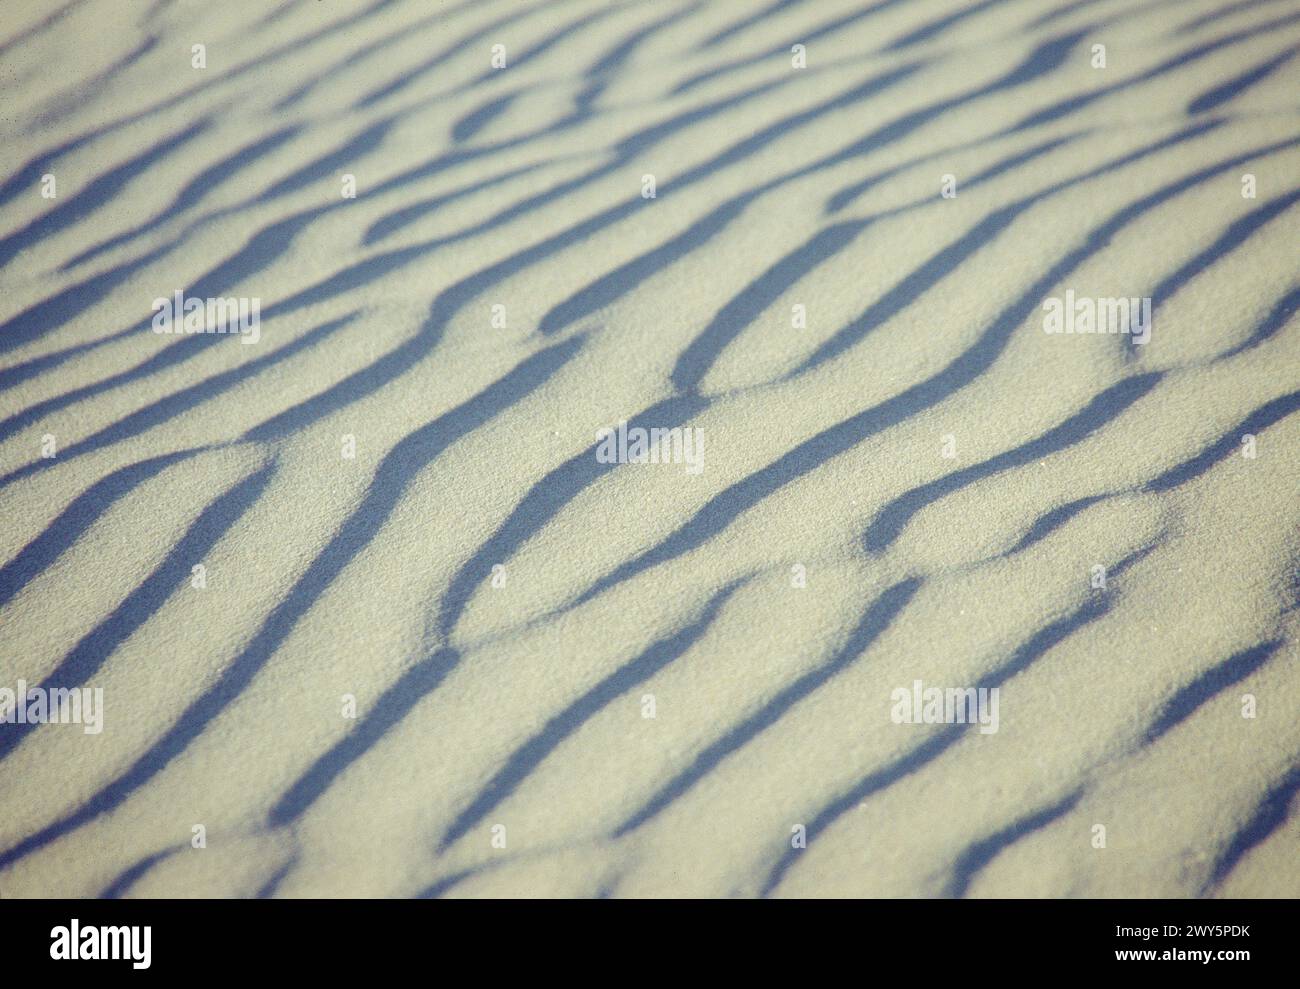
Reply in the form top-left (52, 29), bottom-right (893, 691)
top-left (0, 0), bottom-right (1297, 897)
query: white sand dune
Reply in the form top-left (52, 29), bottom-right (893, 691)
top-left (0, 0), bottom-right (1297, 898)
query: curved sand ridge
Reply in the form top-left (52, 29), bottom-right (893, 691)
top-left (0, 0), bottom-right (1297, 897)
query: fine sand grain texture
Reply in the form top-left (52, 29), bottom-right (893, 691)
top-left (0, 0), bottom-right (1297, 898)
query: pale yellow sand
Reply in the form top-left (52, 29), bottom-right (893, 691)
top-left (0, 0), bottom-right (1297, 898)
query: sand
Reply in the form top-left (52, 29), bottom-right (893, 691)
top-left (0, 0), bottom-right (1297, 898)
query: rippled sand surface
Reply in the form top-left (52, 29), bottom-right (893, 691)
top-left (0, 0), bottom-right (1297, 897)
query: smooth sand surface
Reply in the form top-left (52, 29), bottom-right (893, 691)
top-left (0, 0), bottom-right (1297, 897)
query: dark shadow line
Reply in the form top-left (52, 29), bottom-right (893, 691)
top-left (464, 4), bottom-right (623, 90)
top-left (14, 37), bottom-right (842, 402)
top-left (1176, 0), bottom-right (1291, 35)
top-left (28, 33), bottom-right (160, 132)
top-left (676, 131), bottom-right (1075, 392)
top-left (1219, 282), bottom-right (1299, 359)
top-left (353, 0), bottom-right (577, 110)
top-left (526, 58), bottom-right (927, 345)
top-left (760, 725), bottom-right (964, 896)
top-left (573, 4), bottom-right (687, 106)
top-left (673, 60), bottom-right (925, 184)
top-left (803, 118), bottom-right (1225, 374)
top-left (1147, 186), bottom-right (1300, 322)
top-left (1205, 763), bottom-right (1300, 891)
top-left (594, 1), bottom-right (701, 76)
top-left (239, 307), bottom-right (455, 445)
top-left (1028, 0), bottom-right (1112, 29)
top-left (1146, 640), bottom-right (1283, 744)
top-left (538, 197), bottom-right (752, 336)
top-left (0, 241), bottom-right (173, 361)
top-left (272, 1), bottom-right (454, 111)
top-left (281, 51), bottom-right (876, 337)
top-left (798, 202), bottom-right (1029, 373)
top-left (760, 580), bottom-right (1132, 896)
top-left (1145, 389), bottom-right (1300, 492)
top-left (434, 392), bottom-right (710, 640)
top-left (92, 0), bottom-right (404, 137)
top-left (1188, 44), bottom-right (1297, 114)
top-left (0, 119), bottom-right (209, 269)
top-left (266, 647), bottom-right (463, 828)
top-left (863, 373), bottom-right (1164, 553)
top-left (0, 450), bottom-right (195, 609)
top-left (250, 338), bottom-right (584, 827)
top-left (0, 314), bottom-right (357, 487)
top-left (0, 202), bottom-right (336, 422)
top-left (1, 0), bottom-right (424, 218)
top-left (416, 868), bottom-right (477, 899)
top-left (362, 160), bottom-right (542, 246)
top-left (100, 846), bottom-right (178, 898)
top-left (671, 220), bottom-right (863, 391)
top-left (255, 855), bottom-right (298, 899)
top-left (887, 0), bottom-right (1012, 50)
top-left (699, 0), bottom-right (810, 50)
top-left (62, 123), bottom-right (303, 271)
top-left (575, 1), bottom-right (707, 114)
top-left (439, 580), bottom-right (744, 850)
top-left (253, 117), bottom-right (398, 205)
top-left (614, 578), bottom-right (922, 838)
top-left (0, 131), bottom-right (101, 215)
top-left (0, 342), bottom-right (582, 868)
top-left (0, 459), bottom-right (274, 764)
top-left (944, 790), bottom-right (1083, 897)
top-left (452, 90), bottom-right (521, 143)
top-left (103, 40), bottom-right (917, 384)
top-left (559, 126), bottom-right (1288, 616)
top-left (1006, 494), bottom-right (1109, 555)
top-left (675, 0), bottom-right (906, 95)
top-left (1007, 10), bottom-right (1300, 133)
top-left (824, 119), bottom-right (1079, 215)
top-left (0, 0), bottom-right (79, 60)
top-left (1007, 324), bottom-right (1300, 538)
